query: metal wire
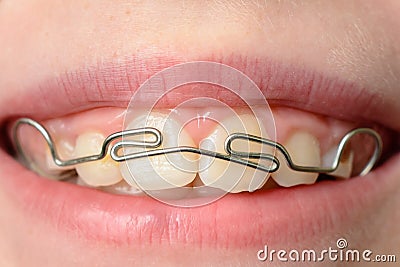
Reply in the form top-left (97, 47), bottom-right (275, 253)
top-left (12, 118), bottom-right (383, 180)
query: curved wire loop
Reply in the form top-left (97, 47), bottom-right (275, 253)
top-left (225, 128), bottom-right (382, 176)
top-left (12, 118), bottom-right (382, 180)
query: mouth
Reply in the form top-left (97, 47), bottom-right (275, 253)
top-left (0, 56), bottom-right (399, 253)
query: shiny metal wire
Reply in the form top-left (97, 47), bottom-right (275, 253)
top-left (225, 129), bottom-right (382, 176)
top-left (12, 118), bottom-right (383, 180)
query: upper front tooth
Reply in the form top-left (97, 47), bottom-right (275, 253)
top-left (272, 131), bottom-right (321, 187)
top-left (199, 113), bottom-right (271, 193)
top-left (73, 132), bottom-right (123, 186)
top-left (121, 111), bottom-right (198, 190)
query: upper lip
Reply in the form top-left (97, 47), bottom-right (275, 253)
top-left (0, 56), bottom-right (399, 135)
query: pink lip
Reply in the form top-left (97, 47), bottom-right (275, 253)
top-left (1, 150), bottom-right (400, 247)
top-left (0, 56), bottom-right (399, 249)
top-left (1, 56), bottom-right (399, 132)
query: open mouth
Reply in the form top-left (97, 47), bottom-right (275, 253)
top-left (0, 57), bottom-right (399, 260)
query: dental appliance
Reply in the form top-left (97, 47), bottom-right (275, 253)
top-left (12, 118), bottom-right (383, 181)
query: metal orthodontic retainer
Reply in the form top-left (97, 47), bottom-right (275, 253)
top-left (12, 118), bottom-right (383, 181)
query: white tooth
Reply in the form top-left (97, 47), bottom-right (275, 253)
top-left (73, 132), bottom-right (123, 186)
top-left (45, 139), bottom-right (75, 171)
top-left (119, 162), bottom-right (140, 188)
top-left (322, 147), bottom-right (354, 179)
top-left (146, 187), bottom-right (192, 200)
top-left (121, 112), bottom-right (198, 190)
top-left (272, 131), bottom-right (321, 187)
top-left (199, 113), bottom-right (270, 193)
top-left (100, 180), bottom-right (145, 196)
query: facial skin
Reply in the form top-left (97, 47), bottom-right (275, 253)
top-left (0, 0), bottom-right (399, 266)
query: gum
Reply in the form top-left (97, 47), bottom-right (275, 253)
top-left (45, 107), bottom-right (126, 138)
top-left (41, 106), bottom-right (354, 151)
top-left (272, 106), bottom-right (354, 154)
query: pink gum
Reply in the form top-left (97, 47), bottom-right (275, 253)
top-left (42, 106), bottom-right (355, 155)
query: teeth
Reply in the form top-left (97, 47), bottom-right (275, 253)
top-left (100, 180), bottom-right (146, 196)
top-left (322, 147), bottom-right (354, 179)
top-left (272, 131), bottom-right (321, 187)
top-left (73, 132), bottom-right (123, 186)
top-left (61, 111), bottom-right (353, 192)
top-left (199, 113), bottom-right (270, 193)
top-left (45, 139), bottom-right (75, 171)
top-left (121, 112), bottom-right (198, 190)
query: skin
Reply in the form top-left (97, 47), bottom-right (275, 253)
top-left (0, 0), bottom-right (399, 266)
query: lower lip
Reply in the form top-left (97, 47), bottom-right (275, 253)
top-left (1, 149), bottom-right (398, 248)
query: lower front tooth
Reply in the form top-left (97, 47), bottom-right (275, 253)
top-left (272, 131), bottom-right (321, 187)
top-left (199, 113), bottom-right (271, 193)
top-left (73, 132), bottom-right (123, 186)
top-left (121, 112), bottom-right (198, 190)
